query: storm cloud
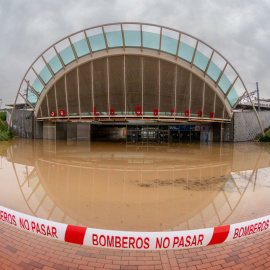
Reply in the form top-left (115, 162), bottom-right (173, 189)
top-left (0, 0), bottom-right (269, 106)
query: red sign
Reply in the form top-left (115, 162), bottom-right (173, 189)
top-left (55, 107), bottom-right (215, 119)
top-left (59, 110), bottom-right (65, 117)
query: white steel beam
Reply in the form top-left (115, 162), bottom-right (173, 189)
top-left (174, 65), bottom-right (177, 115)
top-left (159, 27), bottom-right (162, 55)
top-left (32, 67), bottom-right (46, 88)
top-left (213, 93), bottom-right (217, 119)
top-left (175, 33), bottom-right (181, 60)
top-left (68, 38), bottom-right (78, 62)
top-left (107, 57), bottom-right (110, 116)
top-left (204, 51), bottom-right (214, 77)
top-left (24, 79), bottom-right (40, 99)
top-left (202, 82), bottom-right (205, 116)
top-left (140, 24), bottom-right (143, 52)
top-left (142, 56), bottom-right (143, 115)
top-left (225, 76), bottom-right (238, 98)
top-left (77, 67), bottom-right (81, 117)
top-left (215, 63), bottom-right (228, 87)
top-left (46, 94), bottom-right (50, 118)
top-left (102, 26), bottom-right (109, 53)
top-left (121, 24), bottom-right (125, 51)
top-left (84, 31), bottom-right (93, 57)
top-left (41, 56), bottom-right (55, 79)
top-left (53, 46), bottom-right (66, 70)
top-left (189, 73), bottom-right (192, 116)
top-left (54, 84), bottom-right (59, 117)
top-left (124, 55), bottom-right (126, 117)
top-left (190, 41), bottom-right (198, 68)
top-left (91, 61), bottom-right (95, 113)
top-left (19, 93), bottom-right (35, 110)
top-left (64, 74), bottom-right (69, 117)
top-left (159, 59), bottom-right (161, 113)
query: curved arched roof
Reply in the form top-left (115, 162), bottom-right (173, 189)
top-left (12, 23), bottom-right (251, 122)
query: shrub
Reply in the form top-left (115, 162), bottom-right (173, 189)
top-left (258, 131), bottom-right (270, 142)
top-left (0, 111), bottom-right (6, 121)
top-left (0, 119), bottom-right (14, 141)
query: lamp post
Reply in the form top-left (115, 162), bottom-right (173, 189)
top-left (256, 82), bottom-right (260, 111)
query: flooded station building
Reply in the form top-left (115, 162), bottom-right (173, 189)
top-left (8, 23), bottom-right (268, 142)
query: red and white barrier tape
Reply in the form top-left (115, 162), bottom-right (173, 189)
top-left (0, 206), bottom-right (269, 250)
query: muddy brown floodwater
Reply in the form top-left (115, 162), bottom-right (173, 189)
top-left (0, 139), bottom-right (269, 232)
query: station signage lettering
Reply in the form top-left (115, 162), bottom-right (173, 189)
top-left (50, 106), bottom-right (215, 118)
top-left (0, 209), bottom-right (59, 239)
top-left (91, 233), bottom-right (205, 249)
top-left (233, 220), bottom-right (269, 239)
top-left (0, 210), bottom-right (17, 226)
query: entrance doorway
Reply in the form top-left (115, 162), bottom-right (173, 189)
top-left (127, 125), bottom-right (169, 145)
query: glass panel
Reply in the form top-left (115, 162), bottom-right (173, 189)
top-left (227, 87), bottom-right (238, 107)
top-left (59, 46), bottom-right (76, 65)
top-left (193, 51), bottom-right (209, 71)
top-left (207, 61), bottom-right (222, 82)
top-left (161, 35), bottom-right (178, 55)
top-left (89, 33), bottom-right (106, 52)
top-left (27, 90), bottom-right (38, 107)
top-left (142, 31), bottom-right (160, 50)
top-left (39, 66), bottom-right (52, 84)
top-left (106, 31), bottom-right (123, 48)
top-left (124, 30), bottom-right (141, 47)
top-left (73, 38), bottom-right (90, 58)
top-left (32, 77), bottom-right (44, 94)
top-left (48, 55), bottom-right (63, 74)
top-left (178, 42), bottom-right (194, 63)
top-left (218, 74), bottom-right (231, 94)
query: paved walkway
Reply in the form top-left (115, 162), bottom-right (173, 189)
top-left (0, 221), bottom-right (269, 270)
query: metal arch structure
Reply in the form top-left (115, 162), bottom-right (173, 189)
top-left (8, 22), bottom-right (264, 135)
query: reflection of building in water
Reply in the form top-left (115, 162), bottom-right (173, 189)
top-left (6, 139), bottom-right (269, 231)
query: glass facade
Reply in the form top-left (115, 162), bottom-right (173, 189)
top-left (17, 23), bottom-right (245, 120)
top-left (37, 56), bottom-right (228, 121)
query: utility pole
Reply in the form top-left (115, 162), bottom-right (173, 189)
top-left (24, 81), bottom-right (30, 110)
top-left (256, 82), bottom-right (260, 111)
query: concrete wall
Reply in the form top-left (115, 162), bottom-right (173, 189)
top-left (233, 111), bottom-right (270, 142)
top-left (223, 121), bottom-right (234, 142)
top-left (43, 122), bottom-right (56, 140)
top-left (7, 109), bottom-right (34, 139)
top-left (7, 109), bottom-right (43, 139)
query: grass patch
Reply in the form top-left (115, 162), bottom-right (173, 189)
top-left (0, 119), bottom-right (14, 141)
top-left (258, 130), bottom-right (270, 142)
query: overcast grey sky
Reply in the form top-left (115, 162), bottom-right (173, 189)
top-left (0, 0), bottom-right (269, 107)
